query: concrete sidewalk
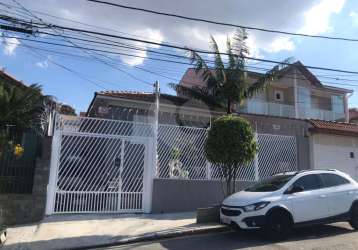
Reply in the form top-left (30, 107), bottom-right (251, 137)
top-left (3, 212), bottom-right (227, 250)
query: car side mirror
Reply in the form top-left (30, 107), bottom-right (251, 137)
top-left (285, 185), bottom-right (304, 194)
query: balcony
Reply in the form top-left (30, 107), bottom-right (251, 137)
top-left (298, 108), bottom-right (345, 121)
top-left (240, 101), bottom-right (295, 118)
top-left (240, 100), bottom-right (345, 121)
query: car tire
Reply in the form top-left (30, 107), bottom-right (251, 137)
top-left (349, 203), bottom-right (358, 230)
top-left (264, 210), bottom-right (292, 241)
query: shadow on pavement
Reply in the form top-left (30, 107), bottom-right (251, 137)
top-left (4, 223), bottom-right (356, 250)
top-left (148, 223), bottom-right (357, 250)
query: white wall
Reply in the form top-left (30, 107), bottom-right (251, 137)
top-left (311, 133), bottom-right (358, 180)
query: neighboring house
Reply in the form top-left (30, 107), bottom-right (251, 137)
top-left (309, 120), bottom-right (358, 180)
top-left (87, 91), bottom-right (222, 128)
top-left (349, 108), bottom-right (358, 123)
top-left (0, 68), bottom-right (32, 91)
top-left (180, 61), bottom-right (352, 122)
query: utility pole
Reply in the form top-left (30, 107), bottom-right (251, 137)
top-left (153, 81), bottom-right (160, 175)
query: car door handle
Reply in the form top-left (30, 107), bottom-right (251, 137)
top-left (319, 194), bottom-right (327, 198)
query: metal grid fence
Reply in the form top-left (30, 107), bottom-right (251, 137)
top-left (0, 129), bottom-right (39, 194)
top-left (157, 125), bottom-right (298, 181)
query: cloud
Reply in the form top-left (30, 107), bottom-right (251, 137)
top-left (3, 0), bottom-right (345, 65)
top-left (349, 11), bottom-right (358, 26)
top-left (36, 55), bottom-right (53, 69)
top-left (265, 37), bottom-right (295, 53)
top-left (2, 36), bottom-right (20, 56)
top-left (300, 0), bottom-right (345, 35)
top-left (36, 58), bottom-right (49, 69)
top-left (119, 28), bottom-right (164, 66)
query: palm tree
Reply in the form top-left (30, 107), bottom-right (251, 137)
top-left (0, 82), bottom-right (46, 129)
top-left (170, 29), bottom-right (289, 114)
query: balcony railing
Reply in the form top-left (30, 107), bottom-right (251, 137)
top-left (240, 101), bottom-right (295, 118)
top-left (240, 100), bottom-right (345, 121)
top-left (298, 108), bottom-right (345, 121)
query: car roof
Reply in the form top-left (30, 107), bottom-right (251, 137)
top-left (298, 169), bottom-right (342, 174)
top-left (274, 169), bottom-right (345, 177)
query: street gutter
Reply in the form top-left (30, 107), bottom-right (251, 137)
top-left (70, 224), bottom-right (230, 250)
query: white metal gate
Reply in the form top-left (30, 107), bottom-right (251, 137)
top-left (46, 115), bottom-right (154, 214)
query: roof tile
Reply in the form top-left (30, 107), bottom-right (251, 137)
top-left (309, 119), bottom-right (358, 136)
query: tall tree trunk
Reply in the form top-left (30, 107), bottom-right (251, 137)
top-left (227, 98), bottom-right (231, 114)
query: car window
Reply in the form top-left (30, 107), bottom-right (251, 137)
top-left (290, 174), bottom-right (322, 192)
top-left (245, 174), bottom-right (295, 192)
top-left (319, 173), bottom-right (350, 188)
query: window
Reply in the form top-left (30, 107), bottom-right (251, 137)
top-left (274, 90), bottom-right (284, 102)
top-left (298, 87), bottom-right (311, 109)
top-left (290, 174), bottom-right (322, 192)
top-left (331, 95), bottom-right (344, 114)
top-left (319, 173), bottom-right (350, 188)
top-left (245, 174), bottom-right (295, 192)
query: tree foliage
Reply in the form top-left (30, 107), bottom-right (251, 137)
top-left (0, 82), bottom-right (45, 129)
top-left (58, 103), bottom-right (76, 116)
top-left (205, 115), bottom-right (257, 196)
top-left (170, 28), bottom-right (290, 114)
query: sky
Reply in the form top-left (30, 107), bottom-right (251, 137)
top-left (1, 0), bottom-right (358, 112)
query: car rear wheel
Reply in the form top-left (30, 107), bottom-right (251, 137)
top-left (349, 203), bottom-right (358, 230)
top-left (264, 210), bottom-right (292, 241)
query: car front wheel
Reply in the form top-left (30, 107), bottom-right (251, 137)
top-left (349, 203), bottom-right (358, 230)
top-left (264, 210), bottom-right (292, 241)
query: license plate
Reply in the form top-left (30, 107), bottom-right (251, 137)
top-left (221, 217), bottom-right (231, 225)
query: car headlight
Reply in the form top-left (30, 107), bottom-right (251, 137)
top-left (243, 201), bottom-right (270, 212)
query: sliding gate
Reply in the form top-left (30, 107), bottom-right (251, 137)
top-left (46, 116), bottom-right (154, 214)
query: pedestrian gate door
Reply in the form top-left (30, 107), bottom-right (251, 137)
top-left (46, 116), bottom-right (154, 214)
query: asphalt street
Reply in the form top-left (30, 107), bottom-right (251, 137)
top-left (94, 222), bottom-right (358, 250)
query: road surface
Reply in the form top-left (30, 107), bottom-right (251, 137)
top-left (95, 222), bottom-right (358, 250)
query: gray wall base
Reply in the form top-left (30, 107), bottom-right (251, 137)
top-left (151, 178), bottom-right (255, 213)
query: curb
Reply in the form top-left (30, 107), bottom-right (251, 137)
top-left (70, 225), bottom-right (230, 250)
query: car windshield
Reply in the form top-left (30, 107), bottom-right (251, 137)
top-left (245, 174), bottom-right (295, 192)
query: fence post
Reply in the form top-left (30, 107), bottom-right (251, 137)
top-left (45, 113), bottom-right (61, 215)
top-left (143, 137), bottom-right (155, 213)
top-left (153, 81), bottom-right (160, 176)
top-left (206, 161), bottom-right (212, 180)
top-left (254, 133), bottom-right (259, 181)
top-left (143, 81), bottom-right (159, 213)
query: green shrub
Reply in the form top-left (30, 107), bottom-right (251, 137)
top-left (205, 115), bottom-right (257, 195)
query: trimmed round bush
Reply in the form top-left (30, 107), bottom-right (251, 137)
top-left (205, 115), bottom-right (257, 167)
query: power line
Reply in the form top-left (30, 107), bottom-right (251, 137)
top-left (2, 13), bottom-right (358, 76)
top-left (87, 0), bottom-right (358, 43)
top-left (22, 43), bottom-right (108, 90)
top-left (38, 24), bottom-right (358, 75)
top-left (9, 0), bottom-right (153, 87)
top-left (4, 36), bottom-right (358, 90)
top-left (2, 15), bottom-right (358, 90)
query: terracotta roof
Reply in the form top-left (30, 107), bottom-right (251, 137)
top-left (179, 61), bottom-right (352, 94)
top-left (179, 68), bottom-right (263, 88)
top-left (309, 119), bottom-right (358, 137)
top-left (0, 69), bottom-right (29, 90)
top-left (349, 108), bottom-right (358, 120)
top-left (97, 91), bottom-right (219, 110)
top-left (98, 91), bottom-right (155, 102)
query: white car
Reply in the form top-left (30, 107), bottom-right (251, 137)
top-left (220, 169), bottom-right (358, 240)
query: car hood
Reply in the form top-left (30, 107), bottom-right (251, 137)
top-left (222, 190), bottom-right (276, 207)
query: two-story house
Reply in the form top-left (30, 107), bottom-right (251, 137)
top-left (180, 61), bottom-right (352, 122)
